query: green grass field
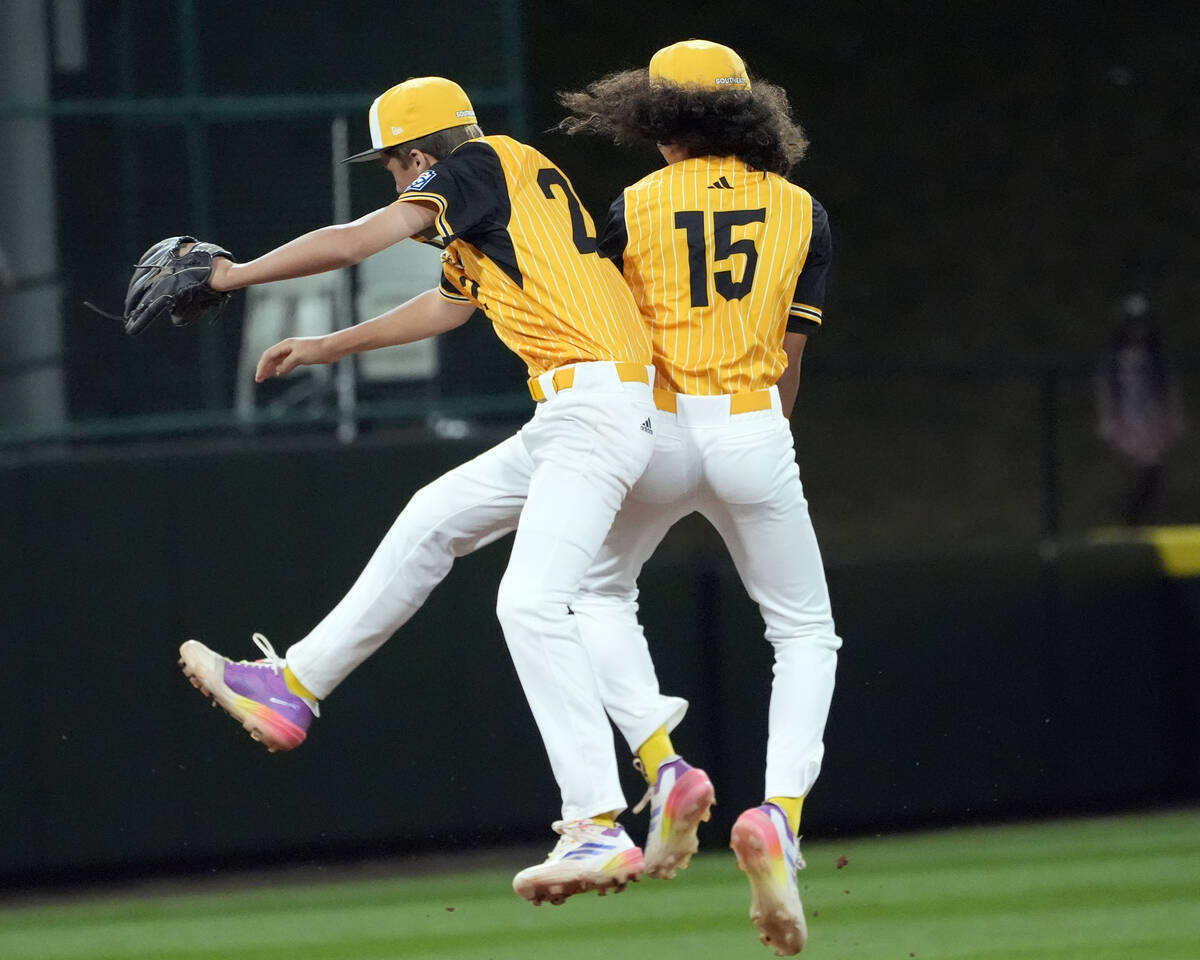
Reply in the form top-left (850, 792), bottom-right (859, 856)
top-left (3, 808), bottom-right (1198, 960)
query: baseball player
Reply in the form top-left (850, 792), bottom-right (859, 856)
top-left (177, 76), bottom-right (657, 904)
top-left (557, 40), bottom-right (841, 954)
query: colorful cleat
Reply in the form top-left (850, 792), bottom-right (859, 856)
top-left (634, 755), bottom-right (715, 879)
top-left (178, 633), bottom-right (318, 752)
top-left (513, 819), bottom-right (644, 906)
top-left (730, 802), bottom-right (807, 956)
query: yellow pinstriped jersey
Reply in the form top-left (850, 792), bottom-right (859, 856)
top-left (395, 135), bottom-right (651, 377)
top-left (599, 156), bottom-right (831, 396)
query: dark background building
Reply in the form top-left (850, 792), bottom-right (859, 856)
top-left (4, 0), bottom-right (1195, 543)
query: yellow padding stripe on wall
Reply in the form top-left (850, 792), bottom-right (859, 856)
top-left (1142, 526), bottom-right (1200, 578)
top-left (1089, 525), bottom-right (1200, 578)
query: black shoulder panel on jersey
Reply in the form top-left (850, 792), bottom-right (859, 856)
top-left (423, 140), bottom-right (523, 289)
top-left (597, 194), bottom-right (628, 271)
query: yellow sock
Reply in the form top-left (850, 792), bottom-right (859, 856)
top-left (767, 795), bottom-right (804, 835)
top-left (283, 666), bottom-right (318, 702)
top-left (591, 813), bottom-right (617, 828)
top-left (636, 726), bottom-right (675, 784)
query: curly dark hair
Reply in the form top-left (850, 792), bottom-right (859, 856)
top-left (556, 69), bottom-right (807, 175)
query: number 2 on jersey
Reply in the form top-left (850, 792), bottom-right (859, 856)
top-left (537, 168), bottom-right (597, 255)
top-left (674, 208), bottom-right (766, 308)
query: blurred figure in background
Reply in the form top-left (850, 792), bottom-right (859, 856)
top-left (0, 240), bottom-right (14, 294)
top-left (1094, 292), bottom-right (1187, 525)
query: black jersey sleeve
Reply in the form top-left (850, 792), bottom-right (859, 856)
top-left (399, 139), bottom-right (524, 289)
top-left (787, 198), bottom-right (832, 332)
top-left (397, 141), bottom-right (505, 241)
top-left (597, 194), bottom-right (628, 271)
top-left (439, 270), bottom-right (472, 302)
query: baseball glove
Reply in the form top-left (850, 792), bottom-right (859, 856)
top-left (95, 236), bottom-right (235, 336)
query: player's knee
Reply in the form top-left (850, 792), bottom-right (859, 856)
top-left (496, 579), bottom-right (570, 636)
top-left (495, 579), bottom-right (535, 632)
top-left (404, 481), bottom-right (443, 518)
top-left (768, 623), bottom-right (842, 655)
top-left (765, 608), bottom-right (841, 652)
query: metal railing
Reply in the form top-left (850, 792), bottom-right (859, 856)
top-left (0, 0), bottom-right (531, 445)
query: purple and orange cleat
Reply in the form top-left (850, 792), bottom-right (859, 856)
top-left (178, 633), bottom-right (318, 752)
top-left (730, 802), bottom-right (807, 956)
top-left (634, 755), bottom-right (715, 879)
top-left (513, 819), bottom-right (644, 906)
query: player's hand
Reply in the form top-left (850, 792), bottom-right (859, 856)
top-left (255, 336), bottom-right (336, 381)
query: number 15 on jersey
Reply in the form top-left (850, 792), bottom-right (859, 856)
top-left (674, 207), bottom-right (766, 308)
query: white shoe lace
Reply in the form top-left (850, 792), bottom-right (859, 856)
top-left (544, 818), bottom-right (608, 861)
top-left (245, 632), bottom-right (284, 671)
top-left (236, 632), bottom-right (320, 717)
top-left (631, 758), bottom-right (653, 815)
top-left (630, 754), bottom-right (682, 815)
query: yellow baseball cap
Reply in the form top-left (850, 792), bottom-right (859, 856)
top-left (343, 77), bottom-right (477, 163)
top-left (649, 39), bottom-right (751, 91)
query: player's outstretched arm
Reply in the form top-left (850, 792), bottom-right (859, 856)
top-left (211, 202), bottom-right (438, 292)
top-left (255, 289), bottom-right (474, 381)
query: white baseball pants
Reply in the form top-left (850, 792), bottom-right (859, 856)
top-left (285, 361), bottom-right (657, 820)
top-left (572, 387), bottom-right (841, 800)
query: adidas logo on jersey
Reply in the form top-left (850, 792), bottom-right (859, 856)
top-left (708, 176), bottom-right (733, 189)
top-left (640, 417), bottom-right (653, 435)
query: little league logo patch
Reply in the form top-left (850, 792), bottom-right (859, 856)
top-left (408, 170), bottom-right (438, 191)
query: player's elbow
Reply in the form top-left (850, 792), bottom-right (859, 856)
top-left (325, 222), bottom-right (390, 267)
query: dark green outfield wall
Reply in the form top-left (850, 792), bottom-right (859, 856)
top-left (2, 439), bottom-right (1197, 881)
